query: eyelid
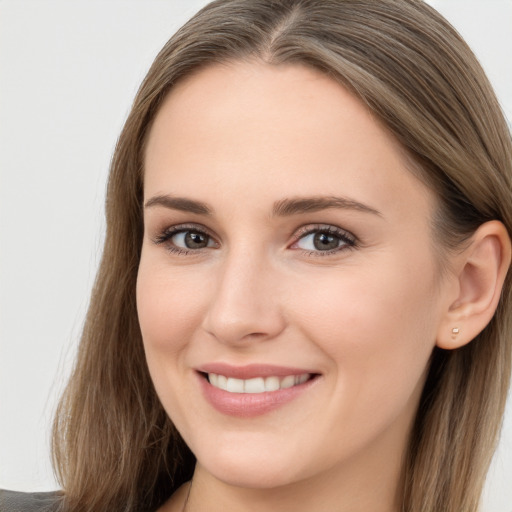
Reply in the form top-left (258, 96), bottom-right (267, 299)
top-left (292, 223), bottom-right (355, 239)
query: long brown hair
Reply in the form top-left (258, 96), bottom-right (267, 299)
top-left (52, 1), bottom-right (512, 511)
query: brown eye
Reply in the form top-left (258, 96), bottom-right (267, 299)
top-left (171, 230), bottom-right (214, 249)
top-left (183, 231), bottom-right (210, 248)
top-left (312, 232), bottom-right (339, 251)
top-left (154, 226), bottom-right (217, 253)
top-left (293, 226), bottom-right (356, 255)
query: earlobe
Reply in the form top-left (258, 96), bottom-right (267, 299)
top-left (436, 220), bottom-right (511, 350)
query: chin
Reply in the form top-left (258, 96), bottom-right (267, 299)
top-left (191, 433), bottom-right (311, 489)
top-left (201, 458), bottom-right (302, 490)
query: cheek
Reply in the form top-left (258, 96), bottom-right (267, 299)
top-left (136, 260), bottom-right (207, 355)
top-left (136, 258), bottom-right (213, 425)
top-left (286, 254), bottom-right (439, 411)
top-left (289, 263), bottom-right (437, 343)
top-left (135, 257), bottom-right (212, 421)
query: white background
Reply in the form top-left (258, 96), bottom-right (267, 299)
top-left (0, 1), bottom-right (511, 510)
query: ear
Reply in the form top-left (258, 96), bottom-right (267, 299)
top-left (437, 220), bottom-right (511, 350)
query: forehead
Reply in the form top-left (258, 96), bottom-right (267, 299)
top-left (143, 61), bottom-right (433, 222)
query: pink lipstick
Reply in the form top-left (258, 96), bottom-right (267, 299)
top-left (196, 363), bottom-right (319, 418)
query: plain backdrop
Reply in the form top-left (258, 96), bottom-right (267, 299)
top-left (1, 1), bottom-right (511, 510)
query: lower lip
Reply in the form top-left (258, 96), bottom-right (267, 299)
top-left (197, 373), bottom-right (318, 418)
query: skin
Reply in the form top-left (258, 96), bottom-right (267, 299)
top-left (137, 61), bottom-right (464, 512)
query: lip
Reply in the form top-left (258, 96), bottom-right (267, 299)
top-left (196, 363), bottom-right (320, 418)
top-left (197, 362), bottom-right (317, 379)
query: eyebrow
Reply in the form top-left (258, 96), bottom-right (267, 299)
top-left (144, 195), bottom-right (212, 215)
top-left (144, 194), bottom-right (381, 217)
top-left (271, 196), bottom-right (382, 217)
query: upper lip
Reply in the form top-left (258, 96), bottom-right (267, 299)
top-left (197, 363), bottom-right (317, 379)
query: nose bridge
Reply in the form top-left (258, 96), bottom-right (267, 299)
top-left (202, 244), bottom-right (285, 345)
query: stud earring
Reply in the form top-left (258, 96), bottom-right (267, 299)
top-left (452, 327), bottom-right (460, 335)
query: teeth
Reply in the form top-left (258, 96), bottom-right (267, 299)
top-left (280, 375), bottom-right (295, 389)
top-left (207, 373), bottom-right (311, 393)
top-left (217, 374), bottom-right (228, 391)
top-left (265, 376), bottom-right (280, 391)
top-left (298, 374), bottom-right (309, 384)
top-left (244, 377), bottom-right (265, 393)
top-left (226, 377), bottom-right (244, 393)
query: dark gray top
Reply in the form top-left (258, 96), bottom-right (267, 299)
top-left (0, 490), bottom-right (158, 512)
top-left (0, 490), bottom-right (60, 512)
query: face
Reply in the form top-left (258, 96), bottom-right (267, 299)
top-left (137, 62), bottom-right (453, 490)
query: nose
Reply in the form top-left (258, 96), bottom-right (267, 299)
top-left (201, 248), bottom-right (286, 346)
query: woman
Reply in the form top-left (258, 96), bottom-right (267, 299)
top-left (2, 1), bottom-right (511, 511)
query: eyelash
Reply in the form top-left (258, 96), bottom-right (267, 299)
top-left (152, 223), bottom-right (357, 257)
top-left (153, 224), bottom-right (215, 256)
top-left (292, 224), bottom-right (357, 257)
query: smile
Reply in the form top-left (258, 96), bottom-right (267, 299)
top-left (207, 373), bottom-right (311, 393)
top-left (197, 364), bottom-right (320, 417)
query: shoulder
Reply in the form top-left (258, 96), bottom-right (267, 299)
top-left (0, 489), bottom-right (61, 512)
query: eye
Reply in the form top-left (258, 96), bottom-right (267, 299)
top-left (172, 230), bottom-right (213, 249)
top-left (153, 225), bottom-right (217, 254)
top-left (292, 225), bottom-right (356, 255)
